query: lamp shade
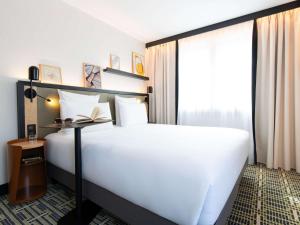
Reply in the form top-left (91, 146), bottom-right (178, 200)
top-left (28, 66), bottom-right (39, 81)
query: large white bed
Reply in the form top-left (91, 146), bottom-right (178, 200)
top-left (46, 124), bottom-right (249, 225)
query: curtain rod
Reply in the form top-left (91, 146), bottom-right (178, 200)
top-left (146, 1), bottom-right (300, 48)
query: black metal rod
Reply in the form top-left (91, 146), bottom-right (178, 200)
top-left (16, 82), bottom-right (26, 138)
top-left (146, 1), bottom-right (300, 48)
top-left (17, 80), bottom-right (148, 97)
top-left (37, 94), bottom-right (51, 102)
top-left (30, 80), bottom-right (33, 102)
top-left (103, 67), bottom-right (149, 81)
top-left (175, 40), bottom-right (179, 124)
top-left (74, 127), bottom-right (82, 220)
top-left (252, 20), bottom-right (258, 164)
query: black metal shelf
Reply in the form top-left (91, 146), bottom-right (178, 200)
top-left (103, 67), bottom-right (149, 81)
top-left (17, 80), bottom-right (148, 96)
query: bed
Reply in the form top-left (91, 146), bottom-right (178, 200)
top-left (46, 124), bottom-right (249, 225)
top-left (16, 81), bottom-right (249, 225)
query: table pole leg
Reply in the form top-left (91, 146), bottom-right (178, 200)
top-left (74, 127), bottom-right (82, 220)
top-left (57, 127), bottom-right (101, 225)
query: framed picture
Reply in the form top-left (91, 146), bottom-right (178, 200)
top-left (83, 63), bottom-right (102, 88)
top-left (39, 64), bottom-right (62, 84)
top-left (132, 52), bottom-right (145, 76)
top-left (110, 54), bottom-right (120, 70)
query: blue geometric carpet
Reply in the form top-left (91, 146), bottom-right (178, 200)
top-left (1, 164), bottom-right (300, 225)
top-left (0, 184), bottom-right (123, 225)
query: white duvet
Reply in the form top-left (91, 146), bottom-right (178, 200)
top-left (46, 124), bottom-right (249, 225)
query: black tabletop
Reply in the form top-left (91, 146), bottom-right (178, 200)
top-left (41, 119), bottom-right (113, 129)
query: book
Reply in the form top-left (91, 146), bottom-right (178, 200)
top-left (75, 107), bottom-right (109, 124)
top-left (22, 157), bottom-right (43, 165)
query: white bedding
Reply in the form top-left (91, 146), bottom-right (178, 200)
top-left (46, 124), bottom-right (249, 225)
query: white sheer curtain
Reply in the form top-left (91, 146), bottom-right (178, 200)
top-left (178, 21), bottom-right (254, 163)
top-left (145, 42), bottom-right (176, 124)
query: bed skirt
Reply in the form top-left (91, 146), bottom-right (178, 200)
top-left (47, 160), bottom-right (247, 225)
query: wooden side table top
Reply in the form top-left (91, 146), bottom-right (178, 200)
top-left (41, 120), bottom-right (113, 129)
top-left (10, 140), bottom-right (45, 150)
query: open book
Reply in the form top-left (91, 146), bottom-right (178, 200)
top-left (76, 107), bottom-right (109, 124)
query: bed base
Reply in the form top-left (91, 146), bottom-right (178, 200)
top-left (47, 160), bottom-right (247, 225)
top-left (215, 160), bottom-right (247, 225)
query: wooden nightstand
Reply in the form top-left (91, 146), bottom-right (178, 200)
top-left (7, 138), bottom-right (47, 204)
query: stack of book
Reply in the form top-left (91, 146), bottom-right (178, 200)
top-left (22, 157), bottom-right (43, 165)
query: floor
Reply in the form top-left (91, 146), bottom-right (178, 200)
top-left (0, 164), bottom-right (300, 225)
top-left (228, 164), bottom-right (300, 225)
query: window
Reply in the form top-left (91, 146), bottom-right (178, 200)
top-left (178, 21), bottom-right (254, 162)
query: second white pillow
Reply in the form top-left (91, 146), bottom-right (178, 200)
top-left (118, 102), bottom-right (148, 127)
top-left (115, 96), bottom-right (137, 126)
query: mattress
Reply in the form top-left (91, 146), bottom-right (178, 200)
top-left (46, 124), bottom-right (249, 225)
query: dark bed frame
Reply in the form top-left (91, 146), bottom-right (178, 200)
top-left (17, 80), bottom-right (247, 225)
top-left (47, 161), bottom-right (247, 225)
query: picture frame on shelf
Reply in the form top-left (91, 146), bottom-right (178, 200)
top-left (132, 52), bottom-right (145, 76)
top-left (83, 63), bottom-right (102, 88)
top-left (39, 64), bottom-right (62, 84)
top-left (110, 54), bottom-right (120, 70)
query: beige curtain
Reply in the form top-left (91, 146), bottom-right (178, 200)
top-left (255, 8), bottom-right (300, 172)
top-left (145, 41), bottom-right (176, 124)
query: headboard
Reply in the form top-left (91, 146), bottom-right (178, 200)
top-left (16, 81), bottom-right (149, 138)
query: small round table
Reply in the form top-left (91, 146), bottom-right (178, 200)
top-left (7, 138), bottom-right (47, 204)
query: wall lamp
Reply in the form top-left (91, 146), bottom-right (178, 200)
top-left (147, 86), bottom-right (153, 93)
top-left (24, 66), bottom-right (51, 102)
top-left (144, 86), bottom-right (153, 103)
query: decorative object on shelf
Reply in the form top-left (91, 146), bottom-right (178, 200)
top-left (110, 54), bottom-right (120, 70)
top-left (83, 63), bottom-right (102, 88)
top-left (7, 138), bottom-right (47, 204)
top-left (39, 64), bottom-right (62, 84)
top-left (24, 66), bottom-right (51, 102)
top-left (27, 124), bottom-right (37, 141)
top-left (132, 52), bottom-right (145, 76)
top-left (103, 67), bottom-right (149, 81)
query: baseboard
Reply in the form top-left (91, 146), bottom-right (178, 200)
top-left (0, 183), bottom-right (8, 196)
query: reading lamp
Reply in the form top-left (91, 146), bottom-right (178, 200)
top-left (145, 86), bottom-right (153, 103)
top-left (147, 86), bottom-right (153, 93)
top-left (24, 66), bottom-right (51, 102)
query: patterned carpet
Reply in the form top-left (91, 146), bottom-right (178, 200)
top-left (228, 164), bottom-right (300, 225)
top-left (0, 164), bottom-right (300, 225)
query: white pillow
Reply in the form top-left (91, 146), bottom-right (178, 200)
top-left (118, 102), bottom-right (148, 127)
top-left (115, 96), bottom-right (137, 126)
top-left (60, 99), bottom-right (94, 120)
top-left (58, 90), bottom-right (99, 103)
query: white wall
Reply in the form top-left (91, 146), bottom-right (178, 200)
top-left (0, 0), bottom-right (145, 185)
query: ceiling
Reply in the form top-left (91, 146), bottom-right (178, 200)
top-left (62, 0), bottom-right (294, 43)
